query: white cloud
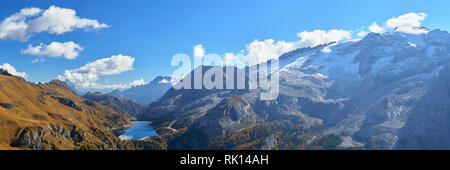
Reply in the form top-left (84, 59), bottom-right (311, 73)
top-left (0, 63), bottom-right (28, 78)
top-left (224, 52), bottom-right (246, 67)
top-left (0, 7), bottom-right (42, 41)
top-left (368, 22), bottom-right (385, 33)
top-left (158, 79), bottom-right (169, 84)
top-left (129, 78), bottom-right (145, 87)
top-left (386, 12), bottom-right (426, 28)
top-left (386, 12), bottom-right (428, 34)
top-left (20, 8), bottom-right (42, 16)
top-left (364, 12), bottom-right (428, 35)
top-left (193, 29), bottom-right (352, 67)
top-left (357, 30), bottom-right (368, 37)
top-left (193, 44), bottom-right (205, 58)
top-left (321, 46), bottom-right (332, 53)
top-left (197, 39), bottom-right (296, 66)
top-left (28, 6), bottom-right (108, 34)
top-left (192, 12), bottom-right (431, 68)
top-left (0, 6), bottom-right (108, 41)
top-left (218, 29), bottom-right (352, 65)
top-left (22, 41), bottom-right (83, 59)
top-left (296, 29), bottom-right (352, 47)
top-left (246, 39), bottom-right (297, 64)
top-left (77, 54), bottom-right (134, 76)
top-left (57, 54), bottom-right (138, 89)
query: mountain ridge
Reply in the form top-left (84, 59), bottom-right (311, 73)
top-left (0, 70), bottom-right (131, 149)
top-left (140, 29), bottom-right (450, 149)
top-left (83, 91), bottom-right (145, 117)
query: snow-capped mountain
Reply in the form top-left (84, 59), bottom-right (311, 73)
top-left (274, 28), bottom-right (450, 149)
top-left (281, 29), bottom-right (449, 83)
top-left (141, 29), bottom-right (450, 149)
top-left (109, 76), bottom-right (172, 105)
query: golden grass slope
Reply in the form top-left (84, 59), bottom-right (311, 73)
top-left (0, 74), bottom-right (130, 150)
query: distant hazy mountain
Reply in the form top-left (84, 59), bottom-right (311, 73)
top-left (110, 76), bottom-right (172, 105)
top-left (83, 91), bottom-right (145, 117)
top-left (141, 29), bottom-right (450, 149)
top-left (65, 81), bottom-right (83, 95)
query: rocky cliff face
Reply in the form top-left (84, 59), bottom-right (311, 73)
top-left (190, 96), bottom-right (262, 140)
top-left (395, 65), bottom-right (450, 149)
top-left (83, 91), bottom-right (145, 117)
top-left (0, 72), bottom-right (130, 150)
top-left (141, 29), bottom-right (450, 150)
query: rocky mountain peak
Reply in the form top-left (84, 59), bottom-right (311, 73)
top-left (0, 69), bottom-right (13, 77)
top-left (109, 76), bottom-right (173, 104)
top-left (48, 79), bottom-right (71, 90)
top-left (140, 28), bottom-right (450, 150)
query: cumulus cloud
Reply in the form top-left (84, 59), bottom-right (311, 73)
top-left (296, 29), bottom-right (352, 47)
top-left (386, 12), bottom-right (428, 34)
top-left (321, 46), bottom-right (332, 53)
top-left (0, 5), bottom-right (108, 41)
top-left (0, 7), bottom-right (42, 41)
top-left (357, 30), bottom-right (368, 37)
top-left (0, 63), bottom-right (28, 78)
top-left (362, 12), bottom-right (429, 35)
top-left (22, 41), bottom-right (83, 59)
top-left (28, 6), bottom-right (108, 34)
top-left (197, 39), bottom-right (297, 67)
top-left (387, 12), bottom-right (426, 28)
top-left (193, 44), bottom-right (205, 58)
top-left (245, 39), bottom-right (297, 64)
top-left (76, 54), bottom-right (134, 76)
top-left (129, 78), bottom-right (145, 87)
top-left (224, 52), bottom-right (246, 67)
top-left (215, 29), bottom-right (352, 65)
top-left (368, 22), bottom-right (385, 33)
top-left (57, 54), bottom-right (139, 89)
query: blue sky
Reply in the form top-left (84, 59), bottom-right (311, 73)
top-left (0, 0), bottom-right (449, 92)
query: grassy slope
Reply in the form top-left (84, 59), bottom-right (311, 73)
top-left (0, 75), bottom-right (130, 150)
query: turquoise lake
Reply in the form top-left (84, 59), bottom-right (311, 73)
top-left (119, 121), bottom-right (159, 140)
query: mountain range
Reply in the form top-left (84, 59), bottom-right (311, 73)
top-left (83, 92), bottom-right (145, 117)
top-left (2, 28), bottom-right (450, 150)
top-left (0, 71), bottom-right (130, 149)
top-left (138, 28), bottom-right (450, 150)
top-left (0, 70), bottom-right (170, 150)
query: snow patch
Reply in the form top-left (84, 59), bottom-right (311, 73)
top-left (321, 46), bottom-right (332, 53)
top-left (339, 136), bottom-right (364, 148)
top-left (119, 135), bottom-right (133, 140)
top-left (158, 79), bottom-right (169, 84)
